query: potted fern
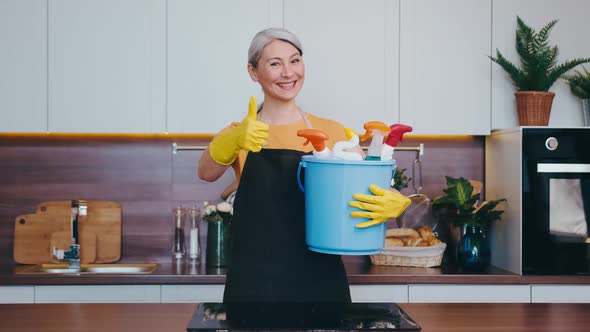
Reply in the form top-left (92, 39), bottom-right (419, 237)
top-left (490, 16), bottom-right (590, 126)
top-left (564, 66), bottom-right (590, 126)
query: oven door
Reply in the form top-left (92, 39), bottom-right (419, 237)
top-left (523, 163), bottom-right (590, 275)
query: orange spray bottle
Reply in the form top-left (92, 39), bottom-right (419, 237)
top-left (297, 129), bottom-right (332, 159)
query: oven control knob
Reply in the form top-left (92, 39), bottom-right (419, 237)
top-left (545, 137), bottom-right (558, 151)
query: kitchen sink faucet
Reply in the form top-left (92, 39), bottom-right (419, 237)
top-left (52, 200), bottom-right (87, 269)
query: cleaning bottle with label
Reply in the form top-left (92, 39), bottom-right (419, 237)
top-left (332, 128), bottom-right (363, 160)
top-left (297, 129), bottom-right (332, 159)
top-left (359, 121), bottom-right (391, 161)
top-left (380, 124), bottom-right (413, 161)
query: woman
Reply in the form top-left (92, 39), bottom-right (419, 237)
top-left (198, 28), bottom-right (410, 326)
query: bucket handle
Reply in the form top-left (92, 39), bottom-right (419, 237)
top-left (297, 161), bottom-right (305, 192)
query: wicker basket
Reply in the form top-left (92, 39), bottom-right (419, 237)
top-left (515, 91), bottom-right (555, 126)
top-left (370, 243), bottom-right (446, 267)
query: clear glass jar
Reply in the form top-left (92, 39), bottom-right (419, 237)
top-left (172, 206), bottom-right (186, 260)
top-left (188, 206), bottom-right (201, 264)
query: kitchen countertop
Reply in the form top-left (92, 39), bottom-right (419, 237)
top-left (1, 303), bottom-right (589, 332)
top-left (1, 256), bottom-right (589, 286)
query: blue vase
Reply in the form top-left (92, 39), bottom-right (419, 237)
top-left (458, 224), bottom-right (491, 272)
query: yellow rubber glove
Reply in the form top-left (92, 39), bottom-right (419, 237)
top-left (209, 96), bottom-right (269, 165)
top-left (349, 184), bottom-right (412, 228)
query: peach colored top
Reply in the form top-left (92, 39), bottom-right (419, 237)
top-left (218, 113), bottom-right (348, 199)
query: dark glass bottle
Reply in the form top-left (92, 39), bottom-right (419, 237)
top-left (458, 224), bottom-right (491, 272)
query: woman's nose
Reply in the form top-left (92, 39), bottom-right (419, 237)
top-left (281, 64), bottom-right (295, 78)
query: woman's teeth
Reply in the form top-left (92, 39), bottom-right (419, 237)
top-left (277, 82), bottom-right (296, 89)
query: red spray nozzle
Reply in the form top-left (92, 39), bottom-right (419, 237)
top-left (359, 121), bottom-right (391, 142)
top-left (385, 124), bottom-right (413, 147)
top-left (297, 129), bottom-right (330, 152)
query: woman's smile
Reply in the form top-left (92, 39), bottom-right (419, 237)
top-left (276, 81), bottom-right (297, 89)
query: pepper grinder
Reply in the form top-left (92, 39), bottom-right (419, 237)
top-left (188, 206), bottom-right (201, 264)
top-left (172, 206), bottom-right (186, 260)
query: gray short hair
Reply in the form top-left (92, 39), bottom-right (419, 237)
top-left (248, 28), bottom-right (303, 67)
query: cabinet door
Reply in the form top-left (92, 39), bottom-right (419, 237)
top-left (400, 0), bottom-right (491, 135)
top-left (492, 0), bottom-right (590, 129)
top-left (350, 285), bottom-right (408, 303)
top-left (48, 0), bottom-right (166, 133)
top-left (167, 0), bottom-right (281, 134)
top-left (0, 0), bottom-right (47, 132)
top-left (35, 285), bottom-right (161, 303)
top-left (0, 286), bottom-right (34, 304)
top-left (161, 285), bottom-right (224, 303)
top-left (409, 284), bottom-right (531, 303)
top-left (531, 285), bottom-right (590, 303)
top-left (284, 0), bottom-right (399, 129)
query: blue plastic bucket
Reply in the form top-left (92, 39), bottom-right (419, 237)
top-left (296, 155), bottom-right (396, 255)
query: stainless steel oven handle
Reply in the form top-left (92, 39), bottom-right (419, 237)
top-left (537, 163), bottom-right (590, 173)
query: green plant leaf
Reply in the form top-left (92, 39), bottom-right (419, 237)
top-left (491, 16), bottom-right (590, 91)
top-left (565, 66), bottom-right (590, 98)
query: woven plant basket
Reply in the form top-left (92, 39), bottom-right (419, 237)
top-left (515, 91), bottom-right (555, 126)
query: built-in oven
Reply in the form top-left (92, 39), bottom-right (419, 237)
top-left (522, 129), bottom-right (590, 275)
top-left (486, 128), bottom-right (590, 275)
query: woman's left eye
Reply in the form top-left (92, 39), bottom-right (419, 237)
top-left (291, 58), bottom-right (300, 64)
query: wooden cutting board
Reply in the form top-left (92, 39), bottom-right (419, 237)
top-left (13, 200), bottom-right (122, 264)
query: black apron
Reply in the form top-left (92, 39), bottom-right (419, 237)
top-left (223, 148), bottom-right (351, 326)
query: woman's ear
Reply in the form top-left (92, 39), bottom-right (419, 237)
top-left (247, 63), bottom-right (258, 82)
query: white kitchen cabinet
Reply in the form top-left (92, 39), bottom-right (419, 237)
top-left (161, 284), bottom-right (224, 303)
top-left (34, 285), bottom-right (161, 303)
top-left (283, 0), bottom-right (399, 130)
top-left (47, 0), bottom-right (166, 133)
top-left (350, 285), bottom-right (408, 303)
top-left (408, 284), bottom-right (531, 303)
top-left (166, 0), bottom-right (281, 134)
top-left (399, 0), bottom-right (492, 135)
top-left (0, 0), bottom-right (47, 132)
top-left (0, 286), bottom-right (34, 304)
top-left (492, 0), bottom-right (590, 129)
top-left (531, 285), bottom-right (590, 303)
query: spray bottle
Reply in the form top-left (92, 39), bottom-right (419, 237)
top-left (297, 129), bottom-right (331, 159)
top-left (359, 121), bottom-right (391, 161)
top-left (380, 124), bottom-right (413, 161)
top-left (332, 128), bottom-right (363, 161)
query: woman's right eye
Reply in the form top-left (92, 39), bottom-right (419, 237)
top-left (270, 62), bottom-right (280, 67)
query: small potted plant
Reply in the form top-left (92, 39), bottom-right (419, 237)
top-left (564, 66), bottom-right (590, 126)
top-left (432, 176), bottom-right (506, 271)
top-left (392, 167), bottom-right (411, 192)
top-left (490, 16), bottom-right (590, 126)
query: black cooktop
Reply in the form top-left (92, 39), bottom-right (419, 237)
top-left (186, 303), bottom-right (421, 331)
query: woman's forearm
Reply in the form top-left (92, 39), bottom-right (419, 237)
top-left (198, 147), bottom-right (230, 182)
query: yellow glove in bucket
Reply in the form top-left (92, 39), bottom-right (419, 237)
top-left (209, 96), bottom-right (270, 165)
top-left (349, 184), bottom-right (412, 228)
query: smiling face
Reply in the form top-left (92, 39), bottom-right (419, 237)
top-left (248, 39), bottom-right (305, 103)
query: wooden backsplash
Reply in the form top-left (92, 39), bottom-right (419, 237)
top-left (0, 134), bottom-right (484, 262)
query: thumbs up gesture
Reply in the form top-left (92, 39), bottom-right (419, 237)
top-left (209, 96), bottom-right (269, 165)
top-left (236, 96), bottom-right (269, 152)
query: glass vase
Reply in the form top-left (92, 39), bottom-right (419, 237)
top-left (458, 224), bottom-right (491, 272)
top-left (206, 220), bottom-right (229, 267)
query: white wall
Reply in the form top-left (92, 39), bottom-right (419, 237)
top-left (1, 0), bottom-right (590, 134)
